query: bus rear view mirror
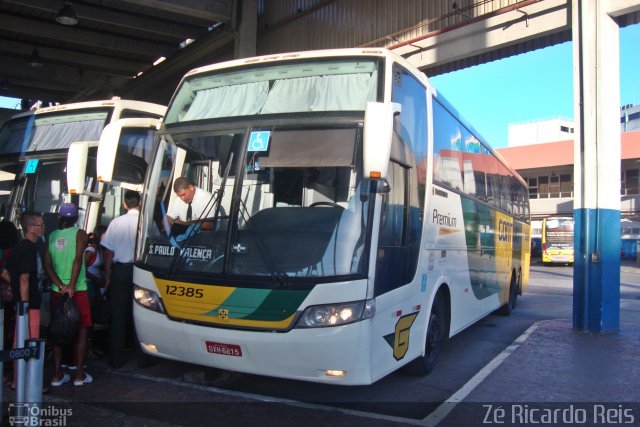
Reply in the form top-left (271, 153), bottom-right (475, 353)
top-left (67, 141), bottom-right (98, 195)
top-left (97, 118), bottom-right (161, 183)
top-left (363, 102), bottom-right (401, 183)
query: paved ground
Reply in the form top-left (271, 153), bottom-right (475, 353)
top-left (2, 261), bottom-right (639, 426)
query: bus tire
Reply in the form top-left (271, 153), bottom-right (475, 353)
top-left (498, 274), bottom-right (518, 316)
top-left (403, 293), bottom-right (445, 376)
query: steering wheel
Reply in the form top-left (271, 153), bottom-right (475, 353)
top-left (309, 201), bottom-right (343, 208)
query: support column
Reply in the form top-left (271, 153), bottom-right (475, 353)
top-left (572, 0), bottom-right (621, 332)
top-left (234, 0), bottom-right (257, 59)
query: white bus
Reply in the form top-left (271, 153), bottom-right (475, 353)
top-left (0, 98), bottom-right (165, 232)
top-left (129, 49), bottom-right (531, 385)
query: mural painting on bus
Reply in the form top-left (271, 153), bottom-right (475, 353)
top-left (154, 278), bottom-right (310, 330)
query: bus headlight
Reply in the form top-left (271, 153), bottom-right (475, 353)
top-left (134, 285), bottom-right (166, 314)
top-left (296, 300), bottom-right (375, 328)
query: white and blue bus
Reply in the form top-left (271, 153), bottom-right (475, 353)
top-left (128, 49), bottom-right (530, 385)
top-left (0, 98), bottom-right (165, 232)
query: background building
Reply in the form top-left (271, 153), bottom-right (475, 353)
top-left (498, 104), bottom-right (640, 258)
top-left (507, 117), bottom-right (574, 147)
top-left (621, 104), bottom-right (640, 132)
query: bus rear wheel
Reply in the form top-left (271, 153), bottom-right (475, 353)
top-left (498, 274), bottom-right (518, 316)
top-left (403, 293), bottom-right (445, 376)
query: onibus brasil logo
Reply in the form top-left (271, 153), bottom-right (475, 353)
top-left (8, 403), bottom-right (72, 426)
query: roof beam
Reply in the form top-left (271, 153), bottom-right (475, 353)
top-left (118, 28), bottom-right (235, 100)
top-left (0, 14), bottom-right (172, 58)
top-left (113, 0), bottom-right (232, 23)
top-left (608, 0), bottom-right (640, 17)
top-left (1, 0), bottom-right (210, 41)
top-left (0, 56), bottom-right (128, 100)
top-left (0, 39), bottom-right (149, 76)
top-left (393, 0), bottom-right (570, 72)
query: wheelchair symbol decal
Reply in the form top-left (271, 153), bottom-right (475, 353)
top-left (248, 131), bottom-right (270, 152)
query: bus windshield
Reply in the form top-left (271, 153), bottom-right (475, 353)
top-left (0, 108), bottom-right (112, 221)
top-left (0, 109), bottom-right (110, 154)
top-left (139, 124), bottom-right (369, 282)
top-left (164, 58), bottom-right (379, 123)
top-left (544, 218), bottom-right (574, 250)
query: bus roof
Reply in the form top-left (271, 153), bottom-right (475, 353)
top-left (185, 48), bottom-right (405, 76)
top-left (6, 97), bottom-right (166, 120)
top-left (180, 47), bottom-right (432, 97)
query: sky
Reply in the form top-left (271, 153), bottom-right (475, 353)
top-left (430, 23), bottom-right (640, 148)
top-left (1, 24), bottom-right (638, 149)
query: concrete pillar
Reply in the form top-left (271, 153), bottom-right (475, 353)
top-left (572, 0), bottom-right (621, 332)
top-left (234, 0), bottom-right (257, 59)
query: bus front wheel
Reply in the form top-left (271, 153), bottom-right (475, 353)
top-left (403, 293), bottom-right (445, 376)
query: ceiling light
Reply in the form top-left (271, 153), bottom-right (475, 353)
top-left (27, 48), bottom-right (44, 67)
top-left (56, 2), bottom-right (78, 26)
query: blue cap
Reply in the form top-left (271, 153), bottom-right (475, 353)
top-left (58, 202), bottom-right (78, 218)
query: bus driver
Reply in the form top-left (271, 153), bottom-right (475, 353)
top-left (165, 177), bottom-right (216, 233)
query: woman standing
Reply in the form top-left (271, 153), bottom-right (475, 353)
top-left (84, 225), bottom-right (107, 358)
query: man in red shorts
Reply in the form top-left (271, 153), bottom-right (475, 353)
top-left (44, 202), bottom-right (92, 387)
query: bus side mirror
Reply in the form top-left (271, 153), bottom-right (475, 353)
top-left (363, 102), bottom-right (401, 182)
top-left (97, 120), bottom-right (122, 184)
top-left (97, 118), bottom-right (161, 183)
top-left (67, 141), bottom-right (98, 195)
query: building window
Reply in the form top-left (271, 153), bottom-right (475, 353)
top-left (622, 169), bottom-right (639, 195)
top-left (560, 125), bottom-right (574, 133)
top-left (549, 175), bottom-right (560, 197)
top-left (560, 174), bottom-right (572, 197)
top-left (538, 176), bottom-right (549, 198)
top-left (528, 174), bottom-right (572, 199)
top-left (528, 177), bottom-right (538, 199)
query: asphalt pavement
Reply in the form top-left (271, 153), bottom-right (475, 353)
top-left (2, 261), bottom-right (639, 426)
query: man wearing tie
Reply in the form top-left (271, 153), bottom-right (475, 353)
top-left (165, 177), bottom-right (215, 232)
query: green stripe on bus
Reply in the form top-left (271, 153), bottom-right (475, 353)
top-left (242, 289), bottom-right (311, 321)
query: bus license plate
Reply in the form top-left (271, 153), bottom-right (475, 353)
top-left (206, 341), bottom-right (242, 357)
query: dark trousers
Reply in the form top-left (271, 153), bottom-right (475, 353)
top-left (108, 263), bottom-right (153, 368)
top-left (109, 263), bottom-right (133, 367)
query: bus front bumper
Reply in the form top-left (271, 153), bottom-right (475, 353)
top-left (133, 303), bottom-right (374, 385)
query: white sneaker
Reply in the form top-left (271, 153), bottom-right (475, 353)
top-left (73, 372), bottom-right (93, 386)
top-left (51, 373), bottom-right (70, 387)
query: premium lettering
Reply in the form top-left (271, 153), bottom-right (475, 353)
top-left (432, 209), bottom-right (457, 227)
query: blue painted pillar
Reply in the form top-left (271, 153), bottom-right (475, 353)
top-left (571, 0), bottom-right (620, 332)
